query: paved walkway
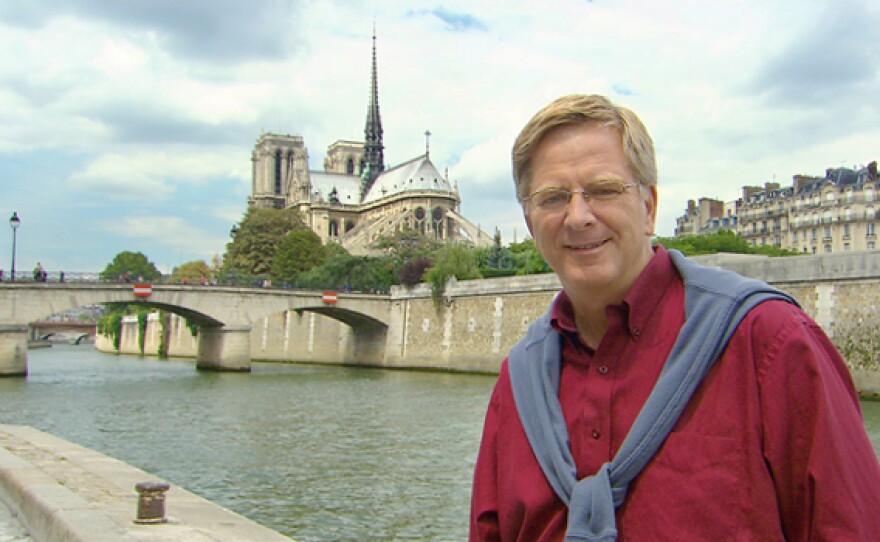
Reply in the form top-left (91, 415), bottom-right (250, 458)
top-left (0, 499), bottom-right (32, 542)
top-left (0, 424), bottom-right (295, 542)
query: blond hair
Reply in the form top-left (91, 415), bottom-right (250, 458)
top-left (512, 94), bottom-right (657, 202)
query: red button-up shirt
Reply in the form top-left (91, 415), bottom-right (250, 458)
top-left (470, 247), bottom-right (880, 541)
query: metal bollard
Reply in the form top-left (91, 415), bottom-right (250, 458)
top-left (134, 481), bottom-right (170, 524)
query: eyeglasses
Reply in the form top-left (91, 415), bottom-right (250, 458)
top-left (521, 181), bottom-right (640, 212)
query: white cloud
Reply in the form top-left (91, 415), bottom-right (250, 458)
top-left (0, 0), bottom-right (876, 270)
top-left (68, 150), bottom-right (247, 200)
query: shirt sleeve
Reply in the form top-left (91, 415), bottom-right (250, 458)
top-left (754, 301), bottom-right (880, 541)
top-left (469, 362), bottom-right (505, 542)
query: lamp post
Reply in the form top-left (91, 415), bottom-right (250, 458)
top-left (9, 211), bottom-right (20, 282)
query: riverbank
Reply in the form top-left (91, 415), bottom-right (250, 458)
top-left (0, 424), bottom-right (295, 542)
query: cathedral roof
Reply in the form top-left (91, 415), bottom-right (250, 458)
top-left (310, 172), bottom-right (361, 205)
top-left (362, 154), bottom-right (454, 204)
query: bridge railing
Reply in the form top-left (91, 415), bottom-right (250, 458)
top-left (0, 270), bottom-right (391, 294)
top-left (1, 271), bottom-right (101, 283)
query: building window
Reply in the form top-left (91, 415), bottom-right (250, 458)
top-left (274, 149), bottom-right (283, 195)
top-left (825, 191), bottom-right (835, 204)
top-left (328, 220), bottom-right (339, 237)
top-left (824, 226), bottom-right (831, 239)
top-left (811, 228), bottom-right (817, 241)
top-left (867, 189), bottom-right (875, 203)
top-left (824, 244), bottom-right (832, 253)
top-left (869, 241), bottom-right (876, 250)
top-left (844, 243), bottom-right (851, 251)
top-left (844, 224), bottom-right (851, 238)
top-left (867, 223), bottom-right (875, 236)
top-left (346, 158), bottom-right (355, 175)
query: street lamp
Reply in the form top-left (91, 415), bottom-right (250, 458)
top-left (9, 211), bottom-right (20, 282)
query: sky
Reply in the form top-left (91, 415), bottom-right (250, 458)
top-left (0, 0), bottom-right (877, 275)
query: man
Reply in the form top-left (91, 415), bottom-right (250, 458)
top-left (470, 94), bottom-right (880, 541)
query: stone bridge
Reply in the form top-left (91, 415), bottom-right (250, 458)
top-left (0, 283), bottom-right (391, 376)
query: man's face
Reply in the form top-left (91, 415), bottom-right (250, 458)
top-left (524, 123), bottom-right (657, 303)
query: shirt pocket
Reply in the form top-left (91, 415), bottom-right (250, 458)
top-left (617, 432), bottom-right (744, 541)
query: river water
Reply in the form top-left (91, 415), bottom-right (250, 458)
top-left (1, 345), bottom-right (879, 541)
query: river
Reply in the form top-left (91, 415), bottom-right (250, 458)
top-left (1, 345), bottom-right (879, 541)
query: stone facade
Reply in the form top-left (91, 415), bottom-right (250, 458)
top-left (674, 162), bottom-right (880, 254)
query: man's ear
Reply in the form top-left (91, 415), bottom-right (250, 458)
top-left (643, 185), bottom-right (658, 236)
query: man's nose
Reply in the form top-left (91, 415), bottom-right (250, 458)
top-left (564, 192), bottom-right (597, 228)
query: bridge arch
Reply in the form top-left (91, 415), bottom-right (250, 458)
top-left (0, 283), bottom-right (391, 375)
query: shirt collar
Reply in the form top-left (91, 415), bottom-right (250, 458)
top-left (550, 245), bottom-right (678, 338)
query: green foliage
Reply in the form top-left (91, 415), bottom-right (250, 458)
top-left (423, 243), bottom-right (482, 306)
top-left (654, 230), bottom-right (802, 257)
top-left (96, 306), bottom-right (125, 350)
top-left (100, 251), bottom-right (162, 282)
top-left (136, 308), bottom-right (149, 354)
top-left (170, 260), bottom-right (212, 284)
top-left (323, 242), bottom-right (350, 259)
top-left (373, 228), bottom-right (442, 284)
top-left (296, 254), bottom-right (396, 293)
top-left (223, 207), bottom-right (304, 275)
top-left (271, 228), bottom-right (326, 285)
top-left (508, 238), bottom-right (551, 275)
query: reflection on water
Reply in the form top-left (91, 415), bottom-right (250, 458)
top-left (0, 345), bottom-right (878, 541)
top-left (0, 345), bottom-right (495, 541)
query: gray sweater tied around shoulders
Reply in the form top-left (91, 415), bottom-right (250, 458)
top-left (507, 249), bottom-right (798, 541)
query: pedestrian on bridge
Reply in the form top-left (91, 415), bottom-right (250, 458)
top-left (470, 94), bottom-right (880, 541)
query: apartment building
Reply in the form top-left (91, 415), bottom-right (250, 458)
top-left (674, 161), bottom-right (879, 254)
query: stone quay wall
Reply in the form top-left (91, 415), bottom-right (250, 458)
top-left (96, 251), bottom-right (880, 393)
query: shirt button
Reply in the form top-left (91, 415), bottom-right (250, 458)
top-left (591, 429), bottom-right (601, 439)
top-left (631, 327), bottom-right (641, 337)
top-left (597, 365), bottom-right (609, 375)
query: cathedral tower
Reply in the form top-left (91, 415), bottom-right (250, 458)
top-left (361, 30), bottom-right (385, 197)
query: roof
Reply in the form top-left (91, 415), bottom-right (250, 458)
top-left (308, 153), bottom-right (456, 205)
top-left (310, 172), bottom-right (361, 204)
top-left (361, 154), bottom-right (454, 204)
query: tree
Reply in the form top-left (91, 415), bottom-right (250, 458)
top-left (296, 254), bottom-right (396, 293)
top-left (271, 228), bottom-right (326, 285)
top-left (100, 251), bottom-right (162, 282)
top-left (478, 228), bottom-right (516, 277)
top-left (508, 238), bottom-right (551, 275)
top-left (423, 242), bottom-right (482, 304)
top-left (372, 228), bottom-right (441, 284)
top-left (223, 207), bottom-right (304, 275)
top-left (170, 260), bottom-right (212, 284)
top-left (653, 231), bottom-right (801, 257)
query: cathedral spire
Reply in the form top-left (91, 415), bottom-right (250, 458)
top-left (362, 27), bottom-right (384, 196)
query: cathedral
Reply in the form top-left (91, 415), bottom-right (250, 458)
top-left (248, 34), bottom-right (494, 255)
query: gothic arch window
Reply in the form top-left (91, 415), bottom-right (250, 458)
top-left (329, 220), bottom-right (339, 237)
top-left (274, 149), bottom-right (283, 195)
top-left (432, 207), bottom-right (445, 239)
